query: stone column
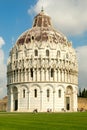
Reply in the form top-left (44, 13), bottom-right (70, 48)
top-left (64, 91), bottom-right (66, 111)
top-left (35, 68), bottom-right (37, 81)
top-left (62, 70), bottom-right (64, 82)
top-left (28, 90), bottom-right (30, 111)
top-left (27, 69), bottom-right (29, 82)
top-left (40, 68), bottom-right (42, 81)
top-left (11, 90), bottom-right (14, 112)
top-left (45, 68), bottom-right (48, 81)
top-left (61, 70), bottom-right (63, 82)
top-left (42, 68), bottom-right (44, 81)
top-left (37, 68), bottom-right (39, 81)
top-left (17, 70), bottom-right (18, 83)
top-left (29, 69), bottom-right (30, 82)
top-left (24, 69), bottom-right (27, 82)
top-left (57, 69), bottom-right (58, 82)
top-left (40, 90), bottom-right (43, 112)
top-left (58, 69), bottom-right (60, 82)
top-left (38, 68), bottom-right (40, 81)
top-left (63, 70), bottom-right (65, 82)
top-left (59, 69), bottom-right (62, 82)
top-left (15, 70), bottom-right (17, 83)
top-left (11, 71), bottom-right (13, 83)
top-left (65, 70), bottom-right (66, 82)
top-left (13, 71), bottom-right (14, 83)
top-left (49, 68), bottom-right (51, 81)
top-left (17, 89), bottom-right (20, 112)
top-left (23, 69), bottom-right (25, 82)
top-left (19, 70), bottom-right (21, 82)
top-left (46, 68), bottom-right (49, 81)
top-left (21, 70), bottom-right (23, 82)
top-left (55, 69), bottom-right (57, 82)
top-left (44, 68), bottom-right (46, 81)
top-left (53, 90), bottom-right (55, 112)
top-left (18, 70), bottom-right (19, 82)
top-left (10, 72), bottom-right (12, 83)
top-left (27, 90), bottom-right (29, 110)
top-left (70, 72), bottom-right (72, 83)
top-left (33, 68), bottom-right (36, 82)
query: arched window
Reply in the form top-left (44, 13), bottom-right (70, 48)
top-left (30, 68), bottom-right (33, 78)
top-left (32, 36), bottom-right (34, 40)
top-left (47, 89), bottom-right (50, 97)
top-left (23, 89), bottom-right (25, 98)
top-left (46, 50), bottom-right (49, 56)
top-left (51, 68), bottom-right (54, 77)
top-left (34, 89), bottom-right (37, 98)
top-left (35, 50), bottom-right (38, 56)
top-left (57, 50), bottom-right (60, 57)
top-left (58, 89), bottom-right (61, 98)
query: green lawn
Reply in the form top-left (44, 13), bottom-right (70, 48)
top-left (0, 112), bottom-right (87, 130)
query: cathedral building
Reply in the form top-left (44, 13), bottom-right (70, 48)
top-left (7, 9), bottom-right (78, 112)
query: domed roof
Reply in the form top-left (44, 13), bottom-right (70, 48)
top-left (16, 9), bottom-right (69, 46)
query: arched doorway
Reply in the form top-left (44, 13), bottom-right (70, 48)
top-left (66, 97), bottom-right (70, 110)
top-left (13, 87), bottom-right (18, 111)
top-left (65, 86), bottom-right (73, 111)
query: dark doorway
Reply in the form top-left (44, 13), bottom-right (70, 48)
top-left (67, 103), bottom-right (70, 110)
top-left (66, 97), bottom-right (70, 110)
top-left (14, 100), bottom-right (18, 111)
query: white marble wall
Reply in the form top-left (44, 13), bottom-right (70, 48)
top-left (7, 83), bottom-right (78, 112)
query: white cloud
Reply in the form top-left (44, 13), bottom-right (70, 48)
top-left (76, 46), bottom-right (87, 89)
top-left (28, 0), bottom-right (87, 89)
top-left (28, 0), bottom-right (87, 36)
top-left (0, 37), bottom-right (5, 48)
top-left (0, 37), bottom-right (6, 98)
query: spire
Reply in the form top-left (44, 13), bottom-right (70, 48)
top-left (33, 10), bottom-right (52, 28)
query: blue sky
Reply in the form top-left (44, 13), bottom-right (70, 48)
top-left (0, 0), bottom-right (37, 62)
top-left (0, 0), bottom-right (87, 98)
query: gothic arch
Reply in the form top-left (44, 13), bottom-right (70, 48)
top-left (65, 85), bottom-right (73, 111)
top-left (66, 85), bottom-right (73, 94)
top-left (57, 85), bottom-right (65, 90)
top-left (56, 85), bottom-right (65, 94)
top-left (44, 84), bottom-right (54, 89)
top-left (21, 84), bottom-right (28, 89)
top-left (12, 86), bottom-right (18, 111)
top-left (20, 85), bottom-right (29, 91)
top-left (20, 85), bottom-right (29, 99)
top-left (29, 84), bottom-right (41, 98)
top-left (30, 84), bottom-right (41, 91)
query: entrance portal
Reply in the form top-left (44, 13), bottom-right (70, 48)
top-left (13, 87), bottom-right (18, 111)
top-left (14, 100), bottom-right (18, 111)
top-left (66, 97), bottom-right (70, 110)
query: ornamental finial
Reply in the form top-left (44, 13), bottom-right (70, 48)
top-left (41, 6), bottom-right (44, 12)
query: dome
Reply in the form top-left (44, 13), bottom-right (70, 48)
top-left (16, 9), bottom-right (69, 47)
top-left (7, 10), bottom-right (78, 112)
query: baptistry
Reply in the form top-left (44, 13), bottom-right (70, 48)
top-left (7, 9), bottom-right (78, 112)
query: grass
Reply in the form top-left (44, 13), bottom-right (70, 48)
top-left (0, 112), bottom-right (87, 130)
